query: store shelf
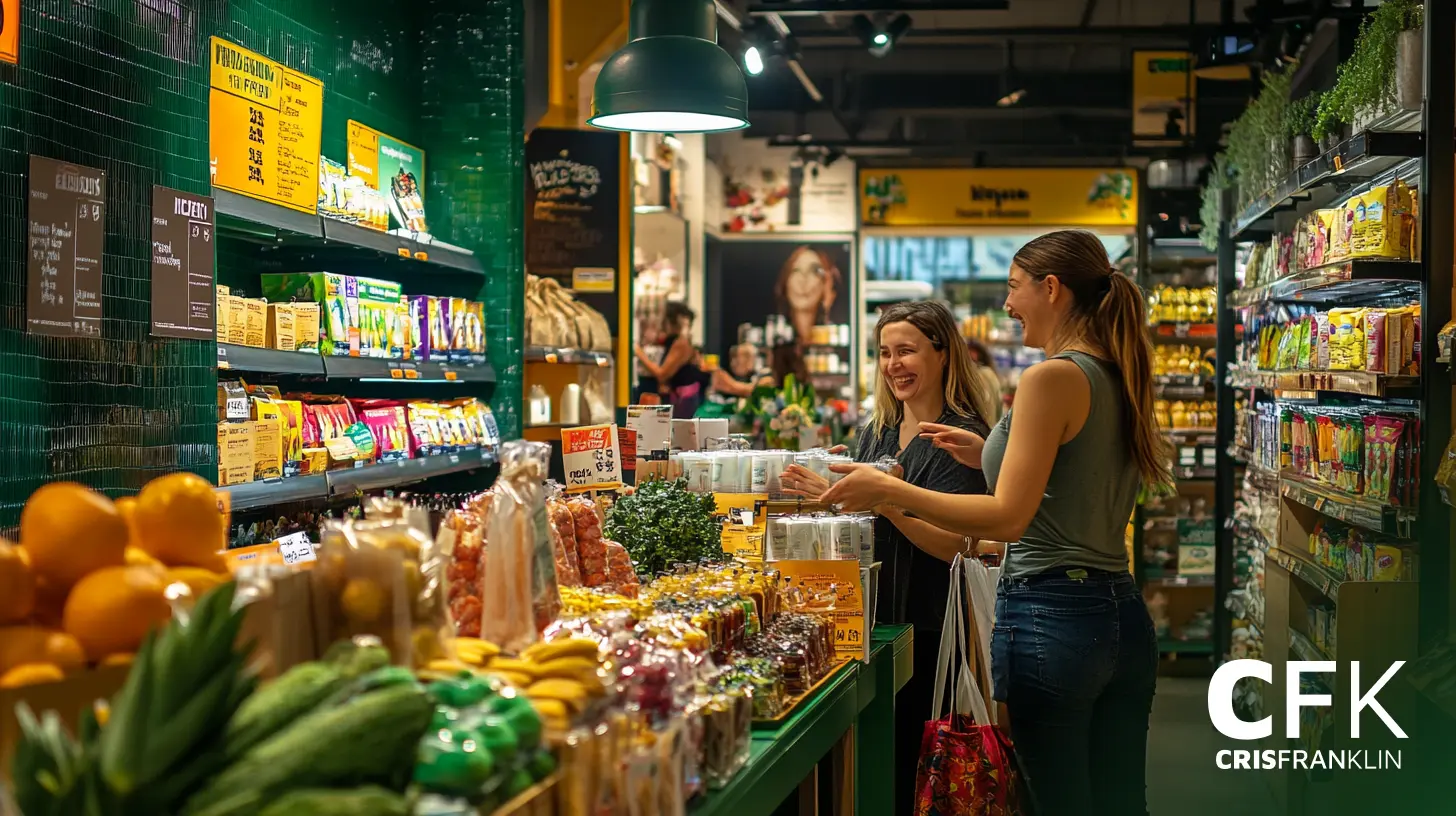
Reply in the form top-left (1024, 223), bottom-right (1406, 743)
top-left (1228, 590), bottom-right (1264, 631)
top-left (1268, 546), bottom-right (1344, 603)
top-left (1279, 471), bottom-right (1415, 537)
top-left (322, 356), bottom-right (496, 383)
top-left (525, 346), bottom-right (614, 367)
top-left (1230, 128), bottom-right (1424, 238)
top-left (1146, 575), bottom-right (1216, 588)
top-left (218, 474), bottom-right (329, 512)
top-left (1227, 259), bottom-right (1423, 307)
top-left (1230, 368), bottom-right (1418, 398)
top-left (214, 188), bottom-right (484, 275)
top-left (1172, 466), bottom-right (1216, 481)
top-left (326, 449), bottom-right (497, 495)
top-left (1159, 638), bottom-right (1214, 655)
top-left (216, 344), bottom-right (325, 376)
top-left (1230, 518), bottom-right (1273, 553)
top-left (1289, 628), bottom-right (1334, 663)
top-left (1150, 322), bottom-right (1216, 340)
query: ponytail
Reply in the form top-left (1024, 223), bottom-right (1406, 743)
top-left (1097, 272), bottom-right (1173, 488)
top-left (1011, 230), bottom-right (1174, 489)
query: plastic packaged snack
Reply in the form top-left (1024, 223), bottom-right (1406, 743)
top-left (571, 496), bottom-right (610, 587)
top-left (603, 540), bottom-right (640, 596)
top-left (481, 441), bottom-right (561, 651)
top-left (439, 509), bottom-right (486, 638)
top-left (547, 492), bottom-right (583, 587)
top-left (312, 510), bottom-right (454, 667)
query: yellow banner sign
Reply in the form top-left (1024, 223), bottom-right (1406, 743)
top-left (346, 120), bottom-right (380, 189)
top-left (775, 559), bottom-right (866, 661)
top-left (860, 167), bottom-right (1139, 228)
top-left (208, 37), bottom-right (324, 214)
top-left (1132, 51), bottom-right (1196, 141)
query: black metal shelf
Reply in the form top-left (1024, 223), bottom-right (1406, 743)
top-left (1227, 260), bottom-right (1423, 307)
top-left (1268, 547), bottom-right (1346, 604)
top-left (1279, 472), bottom-right (1415, 538)
top-left (322, 356), bottom-right (496, 383)
top-left (218, 474), bottom-right (329, 511)
top-left (1230, 129), bottom-right (1425, 238)
top-left (214, 188), bottom-right (484, 275)
top-left (327, 449), bottom-right (497, 495)
top-left (217, 344), bottom-right (326, 376)
top-left (1227, 368), bottom-right (1419, 398)
top-left (525, 346), bottom-right (614, 367)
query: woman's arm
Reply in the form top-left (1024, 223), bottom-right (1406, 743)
top-left (711, 369), bottom-right (755, 398)
top-left (824, 361), bottom-right (1085, 542)
top-left (877, 506), bottom-right (974, 563)
top-left (653, 336), bottom-right (694, 381)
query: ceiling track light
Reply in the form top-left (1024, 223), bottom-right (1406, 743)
top-left (850, 12), bottom-right (911, 57)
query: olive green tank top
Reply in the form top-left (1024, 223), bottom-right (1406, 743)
top-left (980, 351), bottom-right (1139, 579)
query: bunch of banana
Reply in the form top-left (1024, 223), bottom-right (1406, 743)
top-left (484, 638), bottom-right (607, 732)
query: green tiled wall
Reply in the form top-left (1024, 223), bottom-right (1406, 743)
top-left (0, 0), bottom-right (523, 525)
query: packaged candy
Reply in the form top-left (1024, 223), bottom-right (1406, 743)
top-left (440, 509), bottom-right (485, 638)
top-left (448, 297), bottom-right (470, 363)
top-left (546, 493), bottom-right (583, 588)
top-left (603, 540), bottom-right (640, 596)
top-left (408, 402), bottom-right (446, 455)
top-left (466, 301), bottom-right (487, 364)
top-left (361, 405), bottom-right (411, 461)
top-left (481, 441), bottom-right (560, 651)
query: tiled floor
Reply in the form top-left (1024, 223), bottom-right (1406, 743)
top-left (1147, 676), bottom-right (1278, 816)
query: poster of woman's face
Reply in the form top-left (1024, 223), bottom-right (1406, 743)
top-left (707, 239), bottom-right (853, 368)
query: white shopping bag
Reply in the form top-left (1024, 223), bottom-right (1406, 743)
top-left (931, 554), bottom-right (991, 726)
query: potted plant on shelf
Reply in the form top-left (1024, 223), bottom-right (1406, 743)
top-left (1319, 0), bottom-right (1424, 136)
top-left (1286, 93), bottom-right (1321, 166)
top-left (1198, 153), bottom-right (1233, 251)
top-left (1224, 69), bottom-right (1292, 212)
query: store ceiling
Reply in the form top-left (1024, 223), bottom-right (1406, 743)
top-left (718, 0), bottom-right (1256, 166)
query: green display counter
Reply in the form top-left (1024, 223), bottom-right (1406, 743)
top-left (692, 625), bottom-right (915, 816)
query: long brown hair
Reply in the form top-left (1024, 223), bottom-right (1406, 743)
top-left (869, 300), bottom-right (992, 435)
top-left (1011, 230), bottom-right (1172, 488)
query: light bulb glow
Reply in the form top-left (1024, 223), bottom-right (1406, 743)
top-left (744, 46), bottom-right (764, 76)
top-left (588, 111), bottom-right (748, 133)
top-left (873, 32), bottom-right (889, 45)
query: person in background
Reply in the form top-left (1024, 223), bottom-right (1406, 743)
top-left (708, 343), bottom-right (772, 403)
top-left (634, 302), bottom-right (703, 418)
top-left (965, 336), bottom-right (1005, 421)
top-left (824, 230), bottom-right (1169, 816)
top-left (780, 300), bottom-right (993, 816)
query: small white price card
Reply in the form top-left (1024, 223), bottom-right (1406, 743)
top-left (561, 423), bottom-right (622, 492)
top-left (274, 531), bottom-right (317, 565)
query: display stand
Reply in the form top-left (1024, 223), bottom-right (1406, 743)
top-left (1211, 8), bottom-right (1453, 809)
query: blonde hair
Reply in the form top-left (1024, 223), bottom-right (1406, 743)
top-left (1011, 230), bottom-right (1173, 488)
top-left (870, 301), bottom-right (992, 436)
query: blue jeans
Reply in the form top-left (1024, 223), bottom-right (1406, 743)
top-left (991, 569), bottom-right (1157, 816)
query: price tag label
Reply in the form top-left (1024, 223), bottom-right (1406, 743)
top-left (560, 423), bottom-right (622, 492)
top-left (596, 356), bottom-right (610, 368)
top-left (274, 531), bottom-right (316, 565)
top-left (390, 368), bottom-right (405, 379)
top-left (444, 370), bottom-right (457, 381)
top-left (397, 248), bottom-right (412, 258)
top-left (404, 369), bottom-right (420, 380)
top-left (415, 251), bottom-right (428, 261)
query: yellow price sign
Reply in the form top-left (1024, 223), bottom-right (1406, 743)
top-left (389, 368), bottom-right (405, 379)
top-left (443, 370), bottom-right (458, 381)
top-left (775, 559), bottom-right (866, 661)
top-left (208, 37), bottom-right (324, 214)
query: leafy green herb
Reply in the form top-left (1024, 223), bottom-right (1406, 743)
top-left (1315, 0), bottom-right (1423, 141)
top-left (605, 478), bottom-right (722, 575)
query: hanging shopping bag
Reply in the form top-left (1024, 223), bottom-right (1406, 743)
top-left (913, 554), bottom-right (1025, 816)
top-left (961, 553), bottom-right (999, 726)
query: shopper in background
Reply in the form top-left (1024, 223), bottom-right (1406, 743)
top-left (781, 300), bottom-right (993, 816)
top-left (633, 302), bottom-right (703, 418)
top-left (964, 336), bottom-right (1005, 422)
top-left (708, 343), bottom-right (772, 403)
top-left (824, 229), bottom-right (1170, 816)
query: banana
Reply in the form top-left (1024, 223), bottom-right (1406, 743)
top-left (527, 678), bottom-right (588, 712)
top-left (490, 670), bottom-right (536, 689)
top-left (488, 658), bottom-right (541, 680)
top-left (524, 638), bottom-right (599, 663)
top-left (533, 657), bottom-right (599, 681)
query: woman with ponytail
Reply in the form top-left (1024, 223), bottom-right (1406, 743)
top-left (824, 230), bottom-right (1171, 816)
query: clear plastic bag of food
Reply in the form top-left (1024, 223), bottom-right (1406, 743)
top-left (570, 496), bottom-right (610, 587)
top-left (603, 540), bottom-right (640, 597)
top-left (439, 507), bottom-right (485, 637)
top-left (312, 515), bottom-right (454, 667)
top-left (481, 441), bottom-right (561, 652)
top-left (547, 487), bottom-right (583, 587)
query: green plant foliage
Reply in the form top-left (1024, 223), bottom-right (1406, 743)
top-left (604, 478), bottom-right (723, 575)
top-left (1225, 69), bottom-right (1293, 211)
top-left (1199, 153), bottom-right (1233, 251)
top-left (1285, 93), bottom-right (1320, 140)
top-left (1314, 0), bottom-right (1423, 141)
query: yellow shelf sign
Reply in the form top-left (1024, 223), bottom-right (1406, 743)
top-left (208, 37), bottom-right (324, 214)
top-left (861, 167), bottom-right (1139, 229)
top-left (775, 559), bottom-right (866, 661)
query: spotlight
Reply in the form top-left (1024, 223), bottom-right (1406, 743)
top-left (744, 45), bottom-right (765, 76)
top-left (851, 13), bottom-right (911, 57)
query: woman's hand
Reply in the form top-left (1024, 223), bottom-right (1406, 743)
top-left (918, 422), bottom-right (986, 469)
top-left (821, 463), bottom-right (896, 512)
top-left (780, 464), bottom-right (830, 500)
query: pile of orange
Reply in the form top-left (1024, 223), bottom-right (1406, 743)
top-left (0, 473), bottom-right (230, 689)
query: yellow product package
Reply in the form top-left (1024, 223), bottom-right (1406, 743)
top-left (253, 417), bottom-right (283, 480)
top-left (275, 400), bottom-right (306, 472)
top-left (218, 421), bottom-right (256, 486)
top-left (216, 285), bottom-right (231, 343)
top-left (1327, 207), bottom-right (1353, 263)
top-left (1326, 308), bottom-right (1365, 371)
top-left (267, 303), bottom-right (296, 351)
top-left (243, 298), bottom-right (268, 348)
top-left (225, 295), bottom-right (246, 345)
top-left (1347, 182), bottom-right (1416, 260)
top-left (291, 301), bottom-right (321, 354)
top-left (1373, 544), bottom-right (1403, 582)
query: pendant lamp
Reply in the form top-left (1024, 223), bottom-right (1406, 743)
top-left (588, 0), bottom-right (749, 133)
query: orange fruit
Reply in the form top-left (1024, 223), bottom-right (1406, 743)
top-left (63, 566), bottom-right (172, 661)
top-left (163, 566), bottom-right (229, 599)
top-left (20, 482), bottom-right (129, 590)
top-left (133, 473), bottom-right (227, 571)
top-left (0, 539), bottom-right (35, 624)
top-left (125, 547), bottom-right (162, 569)
top-left (0, 663), bottom-right (65, 688)
top-left (0, 626), bottom-right (85, 675)
top-left (115, 495), bottom-right (141, 548)
top-left (28, 575), bottom-right (68, 628)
